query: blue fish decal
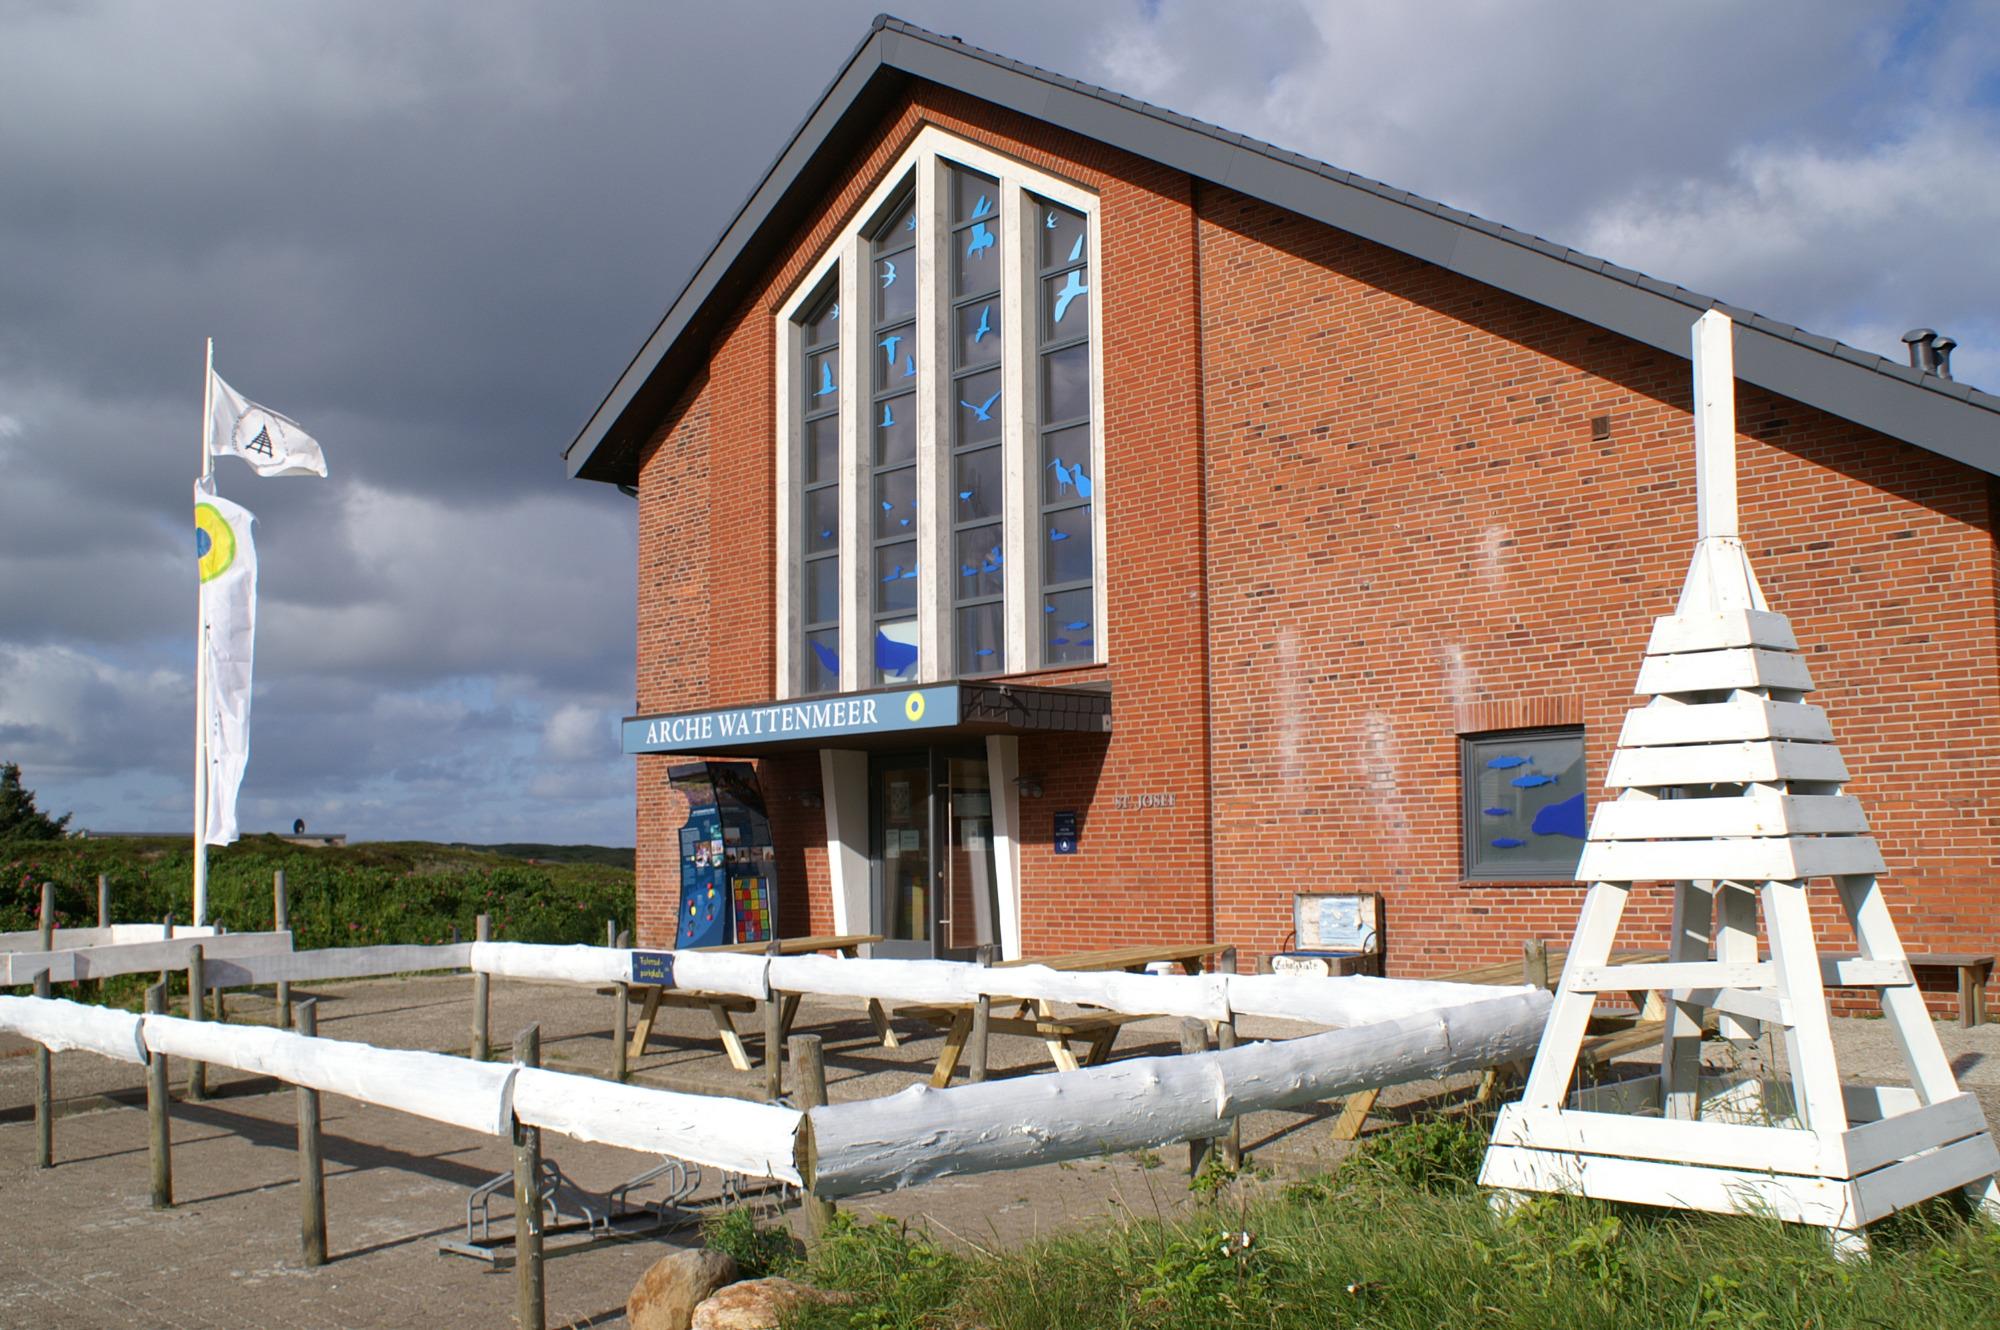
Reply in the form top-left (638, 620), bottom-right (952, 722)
top-left (874, 629), bottom-right (918, 672)
top-left (1531, 792), bottom-right (1587, 840)
top-left (1053, 269), bottom-right (1088, 322)
top-left (814, 362), bottom-right (835, 397)
top-left (1486, 755), bottom-right (1531, 770)
top-left (1510, 773), bottom-right (1559, 789)
top-left (1482, 808), bottom-right (1510, 818)
top-left (961, 391), bottom-right (1000, 422)
top-left (965, 221), bottom-right (995, 258)
top-left (974, 305), bottom-right (992, 342)
top-left (1490, 837), bottom-right (1526, 849)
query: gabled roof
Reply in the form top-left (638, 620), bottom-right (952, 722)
top-left (566, 14), bottom-right (2000, 486)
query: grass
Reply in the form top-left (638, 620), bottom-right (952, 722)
top-left (2, 835), bottom-right (631, 966)
top-left (705, 1113), bottom-right (2000, 1329)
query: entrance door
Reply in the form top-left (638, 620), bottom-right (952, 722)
top-left (870, 747), bottom-right (1001, 960)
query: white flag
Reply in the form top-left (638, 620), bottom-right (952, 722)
top-left (195, 478), bottom-right (256, 846)
top-left (207, 369), bottom-right (328, 478)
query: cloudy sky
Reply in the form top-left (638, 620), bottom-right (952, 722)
top-left (2, 2), bottom-right (1995, 846)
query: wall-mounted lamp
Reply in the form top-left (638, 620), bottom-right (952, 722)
top-left (798, 790), bottom-right (823, 809)
top-left (1013, 776), bottom-right (1044, 799)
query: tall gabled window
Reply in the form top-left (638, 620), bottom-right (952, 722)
top-left (775, 128), bottom-right (1102, 698)
top-left (1034, 197), bottom-right (1094, 667)
top-left (797, 278), bottom-right (841, 695)
top-left (949, 165), bottom-right (1005, 675)
top-left (870, 192), bottom-right (921, 684)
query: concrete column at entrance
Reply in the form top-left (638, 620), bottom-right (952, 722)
top-left (821, 749), bottom-right (872, 939)
top-left (985, 734), bottom-right (1023, 960)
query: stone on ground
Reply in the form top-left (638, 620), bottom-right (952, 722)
top-left (690, 1276), bottom-right (853, 1329)
top-left (628, 1248), bottom-right (740, 1330)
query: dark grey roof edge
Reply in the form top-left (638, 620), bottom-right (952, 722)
top-left (566, 14), bottom-right (2000, 485)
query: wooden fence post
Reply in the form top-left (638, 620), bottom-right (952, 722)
top-left (512, 1025), bottom-right (545, 1330)
top-left (471, 914), bottom-right (492, 1062)
top-left (33, 971), bottom-right (52, 1168)
top-left (1523, 938), bottom-right (1551, 991)
top-left (296, 998), bottom-right (327, 1267)
top-left (186, 945), bottom-right (208, 1101)
top-left (969, 944), bottom-right (996, 1084)
top-left (611, 924), bottom-right (629, 1084)
top-left (1218, 1018), bottom-right (1242, 1170)
top-left (38, 881), bottom-right (54, 950)
top-left (763, 939), bottom-right (783, 1102)
top-left (145, 982), bottom-right (172, 1209)
top-left (1180, 1020), bottom-right (1211, 1177)
top-left (159, 912), bottom-right (174, 988)
top-left (274, 870), bottom-right (291, 1029)
top-left (789, 1033), bottom-right (837, 1237)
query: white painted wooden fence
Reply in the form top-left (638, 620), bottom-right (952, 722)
top-left (1, 931), bottom-right (294, 985)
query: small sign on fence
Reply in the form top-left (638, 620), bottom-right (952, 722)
top-left (630, 951), bottom-right (676, 987)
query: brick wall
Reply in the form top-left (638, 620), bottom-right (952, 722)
top-left (626, 80), bottom-right (2000, 1012)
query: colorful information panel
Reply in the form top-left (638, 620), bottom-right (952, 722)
top-left (670, 761), bottom-right (778, 949)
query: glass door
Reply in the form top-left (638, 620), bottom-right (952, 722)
top-left (870, 752), bottom-right (933, 959)
top-left (870, 747), bottom-right (1000, 960)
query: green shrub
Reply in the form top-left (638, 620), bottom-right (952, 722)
top-left (1346, 1111), bottom-right (1490, 1193)
top-left (699, 1206), bottom-right (801, 1280)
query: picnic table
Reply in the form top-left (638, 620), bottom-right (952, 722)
top-left (1329, 944), bottom-right (1671, 1141)
top-left (908, 941), bottom-right (1239, 1087)
top-left (625, 933), bottom-right (887, 1070)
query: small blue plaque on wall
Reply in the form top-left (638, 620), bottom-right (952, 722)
top-left (1053, 810), bottom-right (1079, 855)
top-left (631, 951), bottom-right (677, 987)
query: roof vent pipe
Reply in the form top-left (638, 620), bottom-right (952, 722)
top-left (1902, 328), bottom-right (1956, 380)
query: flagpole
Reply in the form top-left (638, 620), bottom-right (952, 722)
top-left (193, 337), bottom-right (214, 926)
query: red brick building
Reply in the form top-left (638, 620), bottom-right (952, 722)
top-left (567, 19), bottom-right (2000, 1004)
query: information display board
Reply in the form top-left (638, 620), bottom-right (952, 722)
top-left (670, 761), bottom-right (778, 949)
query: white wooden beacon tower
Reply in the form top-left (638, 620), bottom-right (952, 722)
top-left (1480, 310), bottom-right (2000, 1254)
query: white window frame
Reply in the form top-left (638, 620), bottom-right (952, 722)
top-left (774, 126), bottom-right (1105, 698)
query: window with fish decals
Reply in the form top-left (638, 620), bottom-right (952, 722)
top-left (775, 128), bottom-right (1102, 697)
top-left (1461, 728), bottom-right (1587, 880)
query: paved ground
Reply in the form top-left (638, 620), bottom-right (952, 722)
top-left (2, 974), bottom-right (1997, 1329)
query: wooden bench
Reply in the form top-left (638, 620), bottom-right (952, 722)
top-left (1905, 953), bottom-right (1992, 1028)
top-left (625, 933), bottom-right (889, 1069)
top-left (901, 1001), bottom-right (1154, 1087)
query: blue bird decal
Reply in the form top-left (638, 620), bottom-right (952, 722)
top-left (961, 391), bottom-right (1000, 422)
top-left (1045, 209), bottom-right (1058, 229)
top-left (809, 640), bottom-right (840, 674)
top-left (1490, 837), bottom-right (1526, 850)
top-left (819, 530), bottom-right (832, 540)
top-left (1067, 233), bottom-right (1084, 263)
top-left (960, 564), bottom-right (978, 577)
top-left (881, 403), bottom-right (894, 428)
top-left (965, 222), bottom-right (995, 259)
top-left (1531, 792), bottom-right (1587, 840)
top-left (902, 355), bottom-right (916, 378)
top-left (974, 305), bottom-right (991, 342)
top-left (902, 566), bottom-right (917, 579)
top-left (1049, 530), bottom-right (1070, 541)
top-left (814, 362), bottom-right (835, 397)
top-left (880, 259), bottom-right (896, 287)
top-left (1486, 755), bottom-right (1532, 770)
top-left (1072, 464), bottom-right (1092, 500)
top-left (981, 546), bottom-right (1003, 574)
top-left (1063, 621), bottom-right (1089, 631)
top-left (1510, 773), bottom-right (1559, 789)
top-left (1043, 605), bottom-right (1056, 613)
top-left (829, 302), bottom-right (838, 321)
top-left (974, 647), bottom-right (995, 658)
top-left (881, 500), bottom-right (893, 512)
top-left (1052, 638), bottom-right (1071, 646)
top-left (971, 193), bottom-right (992, 219)
top-left (883, 565), bottom-right (905, 582)
top-left (1482, 807), bottom-right (1511, 818)
top-left (1049, 458), bottom-right (1073, 494)
top-left (1053, 269), bottom-right (1088, 322)
top-left (881, 333), bottom-right (901, 363)
top-left (906, 214), bottom-right (918, 231)
top-left (958, 488), bottom-right (974, 503)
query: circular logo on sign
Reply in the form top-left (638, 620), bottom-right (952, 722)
top-left (904, 692), bottom-right (925, 722)
top-left (194, 502), bottom-right (235, 583)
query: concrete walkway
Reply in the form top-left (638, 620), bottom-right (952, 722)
top-left (1, 973), bottom-right (1996, 1329)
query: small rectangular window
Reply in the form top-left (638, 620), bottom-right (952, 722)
top-left (1462, 728), bottom-right (1587, 881)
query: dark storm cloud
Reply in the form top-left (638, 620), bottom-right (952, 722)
top-left (2, 1), bottom-right (1994, 843)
